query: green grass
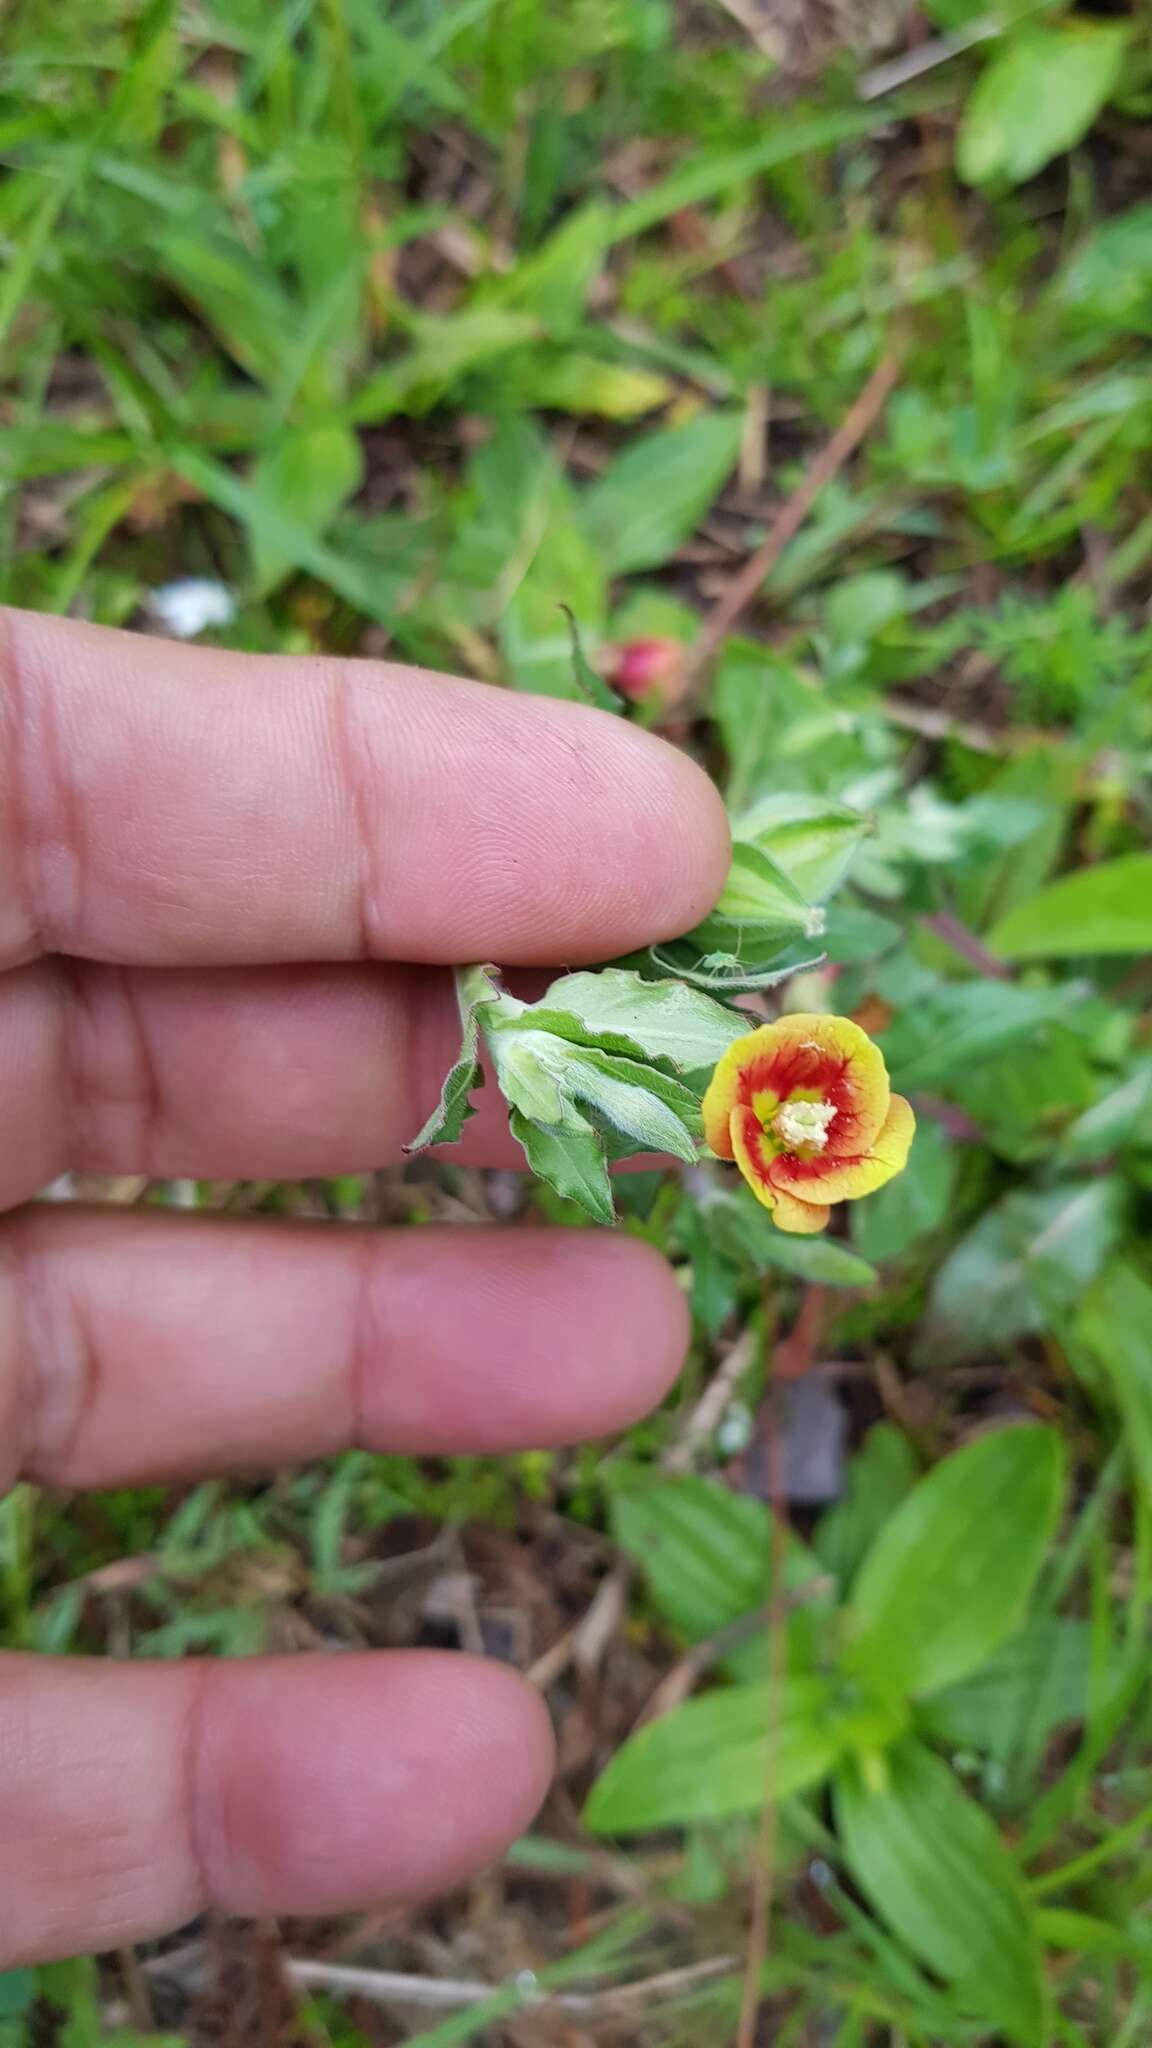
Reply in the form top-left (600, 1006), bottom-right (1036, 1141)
top-left (4, 0), bottom-right (1152, 2040)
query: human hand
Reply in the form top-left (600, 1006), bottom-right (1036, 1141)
top-left (0, 608), bottom-right (729, 1965)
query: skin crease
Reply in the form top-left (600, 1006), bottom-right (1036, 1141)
top-left (0, 608), bottom-right (731, 1965)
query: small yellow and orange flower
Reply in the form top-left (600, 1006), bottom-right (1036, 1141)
top-left (703, 1013), bottom-right (914, 1235)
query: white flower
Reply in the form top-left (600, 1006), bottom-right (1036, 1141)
top-left (147, 578), bottom-right (236, 639)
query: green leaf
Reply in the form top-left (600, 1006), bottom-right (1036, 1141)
top-left (493, 201), bottom-right (612, 335)
top-left (988, 852), bottom-right (1152, 960)
top-left (851, 1121), bottom-right (955, 1264)
top-left (500, 468), bottom-right (608, 698)
top-left (1060, 1061), bottom-right (1152, 1163)
top-left (845, 1424), bottom-right (1066, 1700)
top-left (733, 797), bottom-right (870, 902)
top-left (1078, 1262), bottom-right (1152, 1512)
top-left (509, 1109), bottom-right (614, 1224)
top-left (813, 1425), bottom-right (920, 1591)
top-left (958, 25), bottom-right (1128, 188)
top-left (820, 902), bottom-right (902, 965)
top-left (249, 420), bottom-right (364, 594)
top-left (835, 1741), bottom-right (1046, 2045)
top-left (929, 1180), bottom-right (1124, 1354)
top-left (920, 1619), bottom-right (1095, 1763)
top-left (523, 967), bottom-right (749, 1071)
top-left (153, 230), bottom-right (295, 384)
top-left (353, 307), bottom-right (540, 421)
top-left (0, 1974), bottom-right (34, 2021)
top-left (708, 1191), bottom-right (878, 1289)
top-left (1055, 202), bottom-right (1152, 335)
top-left (879, 980), bottom-right (1082, 1092)
top-left (608, 1469), bottom-right (828, 1649)
top-left (645, 937), bottom-right (826, 995)
top-left (1036, 1908), bottom-right (1152, 1971)
top-left (558, 604), bottom-right (622, 712)
top-left (607, 105), bottom-right (882, 242)
top-left (713, 643), bottom-right (810, 812)
top-left (586, 1675), bottom-right (845, 1832)
top-left (170, 447), bottom-right (397, 625)
top-left (561, 1045), bottom-right (701, 1160)
top-left (404, 964), bottom-right (499, 1152)
top-left (581, 411), bottom-right (742, 575)
top-left (609, 1470), bottom-right (771, 1644)
top-left (523, 353), bottom-right (673, 418)
top-left (712, 841), bottom-right (820, 945)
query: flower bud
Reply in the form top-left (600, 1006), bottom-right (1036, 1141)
top-left (603, 635), bottom-right (687, 706)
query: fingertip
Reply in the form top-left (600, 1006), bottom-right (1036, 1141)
top-left (620, 719), bottom-right (732, 942)
top-left (201, 1653), bottom-right (555, 1916)
top-left (566, 1229), bottom-right (692, 1430)
top-left (359, 1227), bottom-right (690, 1452)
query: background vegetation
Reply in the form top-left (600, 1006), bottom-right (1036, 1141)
top-left (3, 0), bottom-right (1152, 2040)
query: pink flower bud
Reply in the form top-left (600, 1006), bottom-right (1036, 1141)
top-left (603, 635), bottom-right (686, 704)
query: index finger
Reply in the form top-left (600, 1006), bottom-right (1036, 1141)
top-left (0, 610), bottom-right (729, 970)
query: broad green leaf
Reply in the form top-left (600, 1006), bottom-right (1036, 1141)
top-left (609, 1471), bottom-right (771, 1643)
top-left (493, 1030), bottom-right (566, 1124)
top-left (948, 1025), bottom-right (1096, 1165)
top-left (813, 1425), bottom-right (920, 1591)
top-left (1078, 1262), bottom-right (1152, 1512)
top-left (523, 968), bottom-right (749, 1071)
top-left (581, 411), bottom-right (742, 575)
top-left (1060, 1061), bottom-right (1152, 1163)
top-left (708, 1192), bottom-right (878, 1289)
top-left (754, 1231), bottom-right (877, 1287)
top-left (958, 25), bottom-right (1128, 188)
top-left (714, 841), bottom-right (812, 927)
top-left (509, 1109), bottom-right (614, 1224)
top-left (929, 1180), bottom-right (1124, 1354)
top-left (562, 1046), bottom-right (700, 1160)
top-left (820, 902), bottom-right (901, 965)
top-left (1055, 202), bottom-right (1152, 335)
top-left (835, 1742), bottom-right (1046, 2045)
top-left (249, 421), bottom-right (363, 594)
top-left (733, 798), bottom-right (870, 902)
top-left (879, 980), bottom-right (1082, 1092)
top-left (988, 852), bottom-right (1152, 960)
top-left (353, 307), bottom-right (540, 421)
top-left (713, 643), bottom-right (812, 812)
top-left (851, 1121), bottom-right (955, 1263)
top-left (845, 1424), bottom-right (1066, 1699)
top-left (586, 1675), bottom-right (845, 1832)
top-left (608, 1469), bottom-right (828, 1649)
top-left (404, 964), bottom-right (499, 1151)
top-left (921, 1619), bottom-right (1095, 1763)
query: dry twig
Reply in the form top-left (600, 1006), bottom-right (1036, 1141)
top-left (282, 1951), bottom-right (736, 2016)
top-left (689, 349), bottom-right (902, 681)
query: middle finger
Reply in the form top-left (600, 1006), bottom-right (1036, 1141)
top-left (3, 1207), bottom-right (688, 1490)
top-left (3, 956), bottom-right (533, 1204)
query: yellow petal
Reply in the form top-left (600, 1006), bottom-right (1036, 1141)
top-left (701, 1025), bottom-right (764, 1156)
top-left (771, 1187), bottom-right (832, 1235)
